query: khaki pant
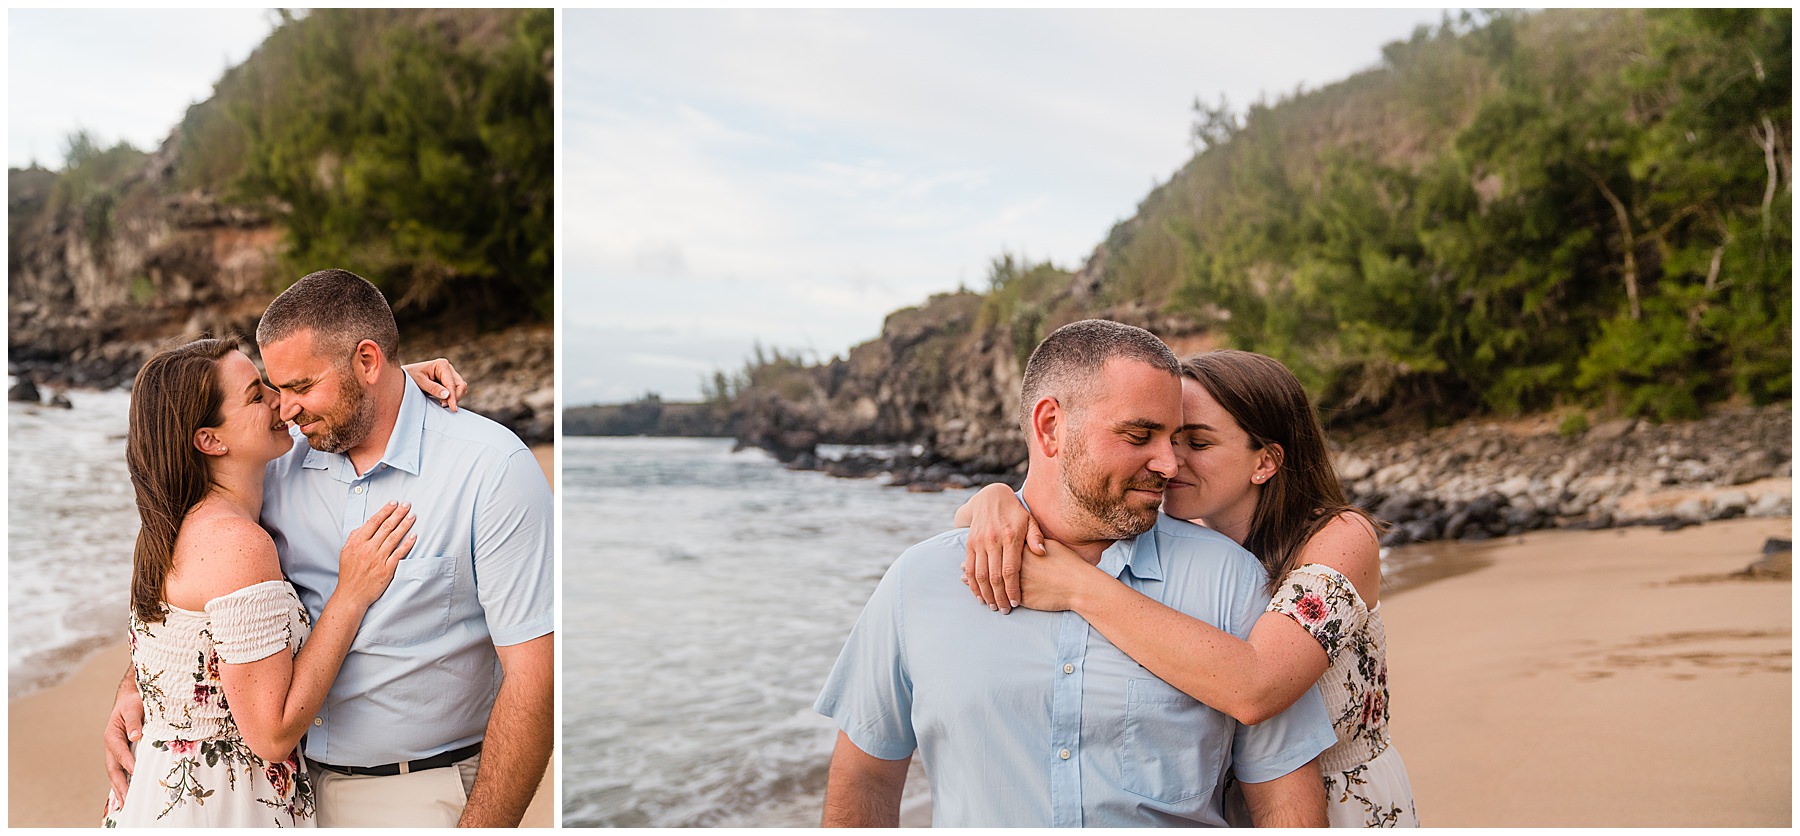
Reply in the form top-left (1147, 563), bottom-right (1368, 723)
top-left (312, 753), bottom-right (480, 827)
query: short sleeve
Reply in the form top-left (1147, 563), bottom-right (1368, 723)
top-left (206, 580), bottom-right (299, 664)
top-left (473, 447), bottom-right (555, 647)
top-left (813, 552), bottom-right (917, 761)
top-left (1267, 564), bottom-right (1364, 660)
top-left (1230, 683), bottom-right (1336, 783)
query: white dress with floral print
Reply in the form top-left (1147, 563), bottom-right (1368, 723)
top-left (102, 580), bottom-right (316, 827)
top-left (1270, 563), bottom-right (1419, 827)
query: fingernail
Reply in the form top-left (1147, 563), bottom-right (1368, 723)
top-left (440, 389), bottom-right (450, 398)
top-left (1010, 599), bottom-right (1020, 607)
top-left (988, 603), bottom-right (997, 611)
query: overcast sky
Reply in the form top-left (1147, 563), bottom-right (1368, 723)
top-left (565, 8), bottom-right (1452, 405)
top-left (8, 9), bottom-right (1460, 406)
top-left (9, 9), bottom-right (277, 169)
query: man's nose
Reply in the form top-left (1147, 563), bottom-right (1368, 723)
top-left (1147, 439), bottom-right (1178, 479)
top-left (278, 395), bottom-right (301, 422)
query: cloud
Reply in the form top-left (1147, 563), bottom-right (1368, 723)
top-left (561, 8), bottom-right (1450, 402)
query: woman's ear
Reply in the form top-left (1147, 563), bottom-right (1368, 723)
top-left (193, 427), bottom-right (229, 458)
top-left (1253, 442), bottom-right (1284, 485)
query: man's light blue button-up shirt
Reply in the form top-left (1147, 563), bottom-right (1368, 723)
top-left (263, 377), bottom-right (554, 767)
top-left (816, 514), bottom-right (1336, 827)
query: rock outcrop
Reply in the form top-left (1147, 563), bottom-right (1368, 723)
top-left (725, 284), bottom-right (1790, 544)
top-left (9, 148), bottom-right (550, 443)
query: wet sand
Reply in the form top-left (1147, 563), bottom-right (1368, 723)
top-left (9, 444), bottom-right (559, 827)
top-left (1383, 516), bottom-right (1791, 826)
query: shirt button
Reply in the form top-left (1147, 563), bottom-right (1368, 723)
top-left (1059, 748), bottom-right (1071, 760)
top-left (313, 718), bottom-right (322, 726)
top-left (353, 485), bottom-right (365, 494)
top-left (1062, 663), bottom-right (1075, 674)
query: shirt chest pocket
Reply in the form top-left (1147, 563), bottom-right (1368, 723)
top-left (358, 554), bottom-right (457, 647)
top-left (1120, 677), bottom-right (1225, 805)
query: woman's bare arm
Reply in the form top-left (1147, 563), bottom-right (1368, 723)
top-left (1019, 513), bottom-right (1382, 724)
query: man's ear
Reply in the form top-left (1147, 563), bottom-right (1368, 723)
top-left (193, 427), bottom-right (228, 458)
top-left (350, 339), bottom-right (385, 384)
top-left (1030, 396), bottom-right (1063, 459)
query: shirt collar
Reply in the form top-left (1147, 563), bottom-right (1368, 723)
top-left (298, 377), bottom-right (428, 479)
top-left (1016, 492), bottom-right (1165, 583)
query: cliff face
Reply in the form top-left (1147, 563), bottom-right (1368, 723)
top-left (7, 146), bottom-right (552, 443)
top-left (9, 9), bottom-right (553, 443)
top-left (731, 259), bottom-right (1215, 473)
top-left (8, 151), bottom-right (283, 388)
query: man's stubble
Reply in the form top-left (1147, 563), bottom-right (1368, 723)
top-left (299, 361), bottom-right (378, 455)
top-left (1058, 415), bottom-right (1165, 541)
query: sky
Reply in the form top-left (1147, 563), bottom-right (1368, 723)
top-left (9, 9), bottom-right (277, 169)
top-left (564, 8), bottom-right (1452, 405)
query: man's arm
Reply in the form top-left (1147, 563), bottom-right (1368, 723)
top-left (1239, 757), bottom-right (1326, 828)
top-left (821, 731), bottom-right (912, 827)
top-left (456, 633), bottom-right (553, 827)
top-left (103, 665), bottom-right (144, 801)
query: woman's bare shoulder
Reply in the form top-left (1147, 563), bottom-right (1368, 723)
top-left (171, 513), bottom-right (284, 606)
top-left (1295, 511), bottom-right (1382, 606)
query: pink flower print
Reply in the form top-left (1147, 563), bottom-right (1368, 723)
top-left (168, 738), bottom-right (196, 755)
top-left (1295, 592), bottom-right (1328, 624)
top-left (266, 763), bottom-right (292, 797)
top-left (193, 683), bottom-right (212, 704)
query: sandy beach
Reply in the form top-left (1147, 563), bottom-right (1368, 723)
top-left (9, 444), bottom-right (558, 827)
top-left (1384, 516), bottom-right (1790, 827)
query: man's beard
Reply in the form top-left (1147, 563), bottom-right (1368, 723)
top-left (1060, 428), bottom-right (1165, 540)
top-left (297, 373), bottom-right (376, 454)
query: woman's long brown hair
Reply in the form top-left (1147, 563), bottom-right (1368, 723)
top-left (126, 339), bottom-right (234, 621)
top-left (1180, 350), bottom-right (1387, 593)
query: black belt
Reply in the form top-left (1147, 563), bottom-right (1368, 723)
top-left (310, 741), bottom-right (483, 777)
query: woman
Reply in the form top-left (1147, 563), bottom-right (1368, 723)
top-left (102, 339), bottom-right (463, 827)
top-left (959, 349), bottom-right (1418, 827)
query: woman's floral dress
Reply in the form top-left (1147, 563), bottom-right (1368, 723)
top-left (102, 580), bottom-right (316, 827)
top-left (1270, 563), bottom-right (1420, 827)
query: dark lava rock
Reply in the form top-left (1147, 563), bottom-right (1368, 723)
top-left (8, 378), bottom-right (40, 403)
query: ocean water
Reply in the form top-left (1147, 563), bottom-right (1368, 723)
top-left (9, 388), bottom-right (140, 699)
top-left (561, 436), bottom-right (961, 827)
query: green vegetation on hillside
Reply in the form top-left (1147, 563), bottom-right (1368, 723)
top-left (207, 8), bottom-right (554, 323)
top-left (18, 9), bottom-right (553, 327)
top-left (1109, 9), bottom-right (1789, 421)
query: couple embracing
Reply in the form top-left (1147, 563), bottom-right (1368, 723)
top-left (817, 319), bottom-right (1418, 827)
top-left (101, 269), bottom-right (553, 827)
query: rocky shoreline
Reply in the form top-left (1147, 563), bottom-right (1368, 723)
top-left (768, 402), bottom-right (1792, 547)
top-left (9, 323), bottom-right (554, 445)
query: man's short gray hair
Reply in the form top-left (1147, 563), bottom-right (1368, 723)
top-left (256, 268), bottom-right (400, 362)
top-left (1018, 319), bottom-right (1180, 431)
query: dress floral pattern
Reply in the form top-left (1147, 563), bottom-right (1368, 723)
top-left (1270, 563), bottom-right (1419, 827)
top-left (102, 580), bottom-right (316, 827)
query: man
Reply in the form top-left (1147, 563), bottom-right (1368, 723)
top-left (815, 319), bottom-right (1335, 827)
top-left (105, 269), bottom-right (553, 826)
